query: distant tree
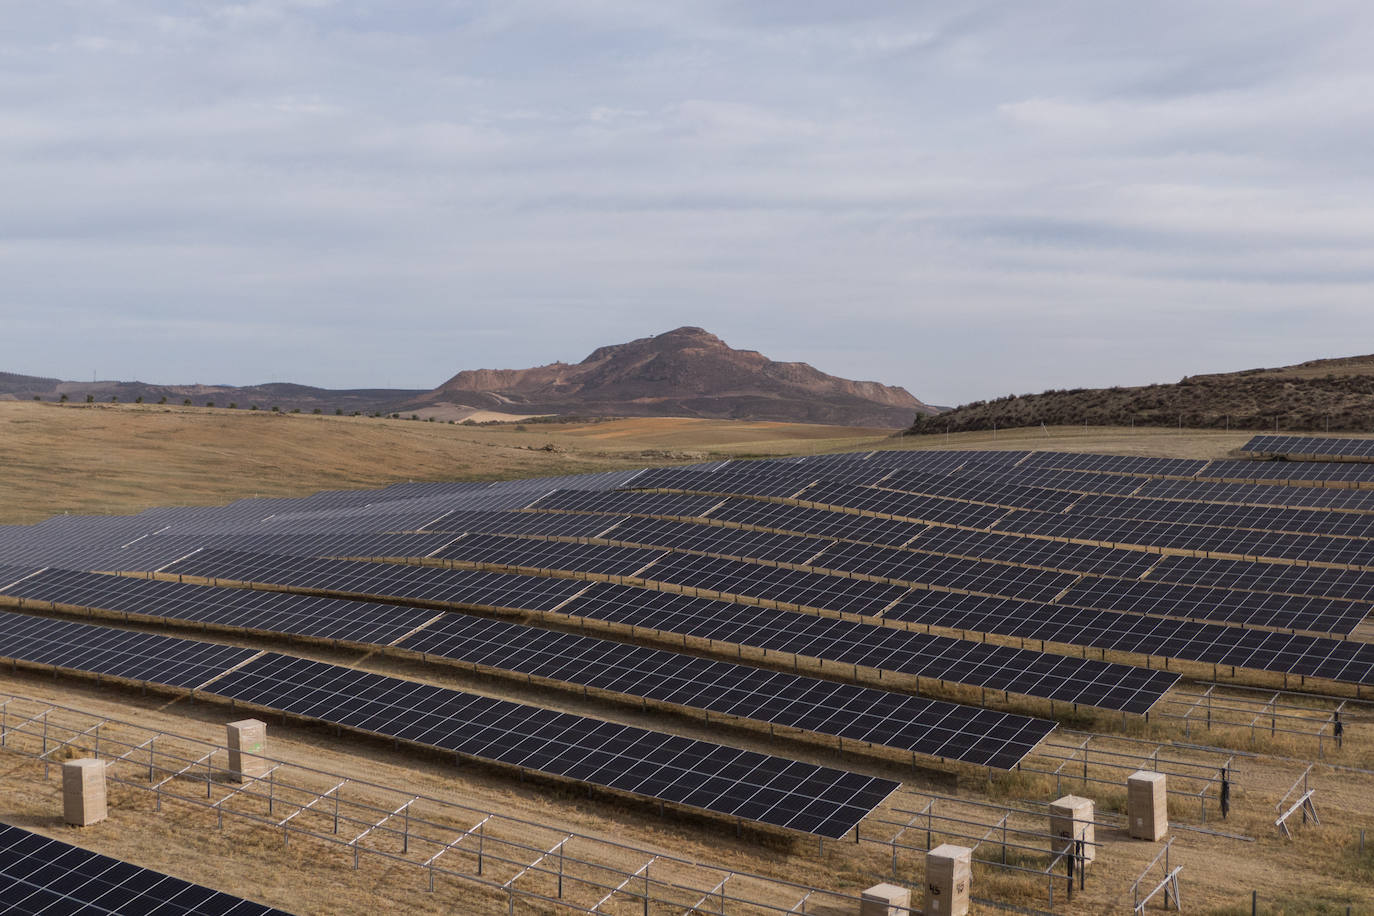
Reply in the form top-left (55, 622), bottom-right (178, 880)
top-left (391, 413), bottom-right (399, 419)
top-left (250, 405), bottom-right (259, 410)
top-left (461, 419), bottom-right (477, 426)
top-left (58, 393), bottom-right (68, 403)
top-left (110, 396), bottom-right (118, 402)
top-left (290, 408), bottom-right (300, 413)
top-left (410, 414), bottom-right (419, 420)
top-left (335, 408), bottom-right (344, 416)
top-left (205, 401), bottom-right (214, 407)
top-left (134, 396), bottom-right (143, 404)
top-left (427, 417), bottom-right (435, 422)
top-left (228, 402), bottom-right (237, 409)
top-left (183, 399), bottom-right (191, 406)
top-left (32, 395), bottom-right (39, 401)
top-left (85, 395), bottom-right (94, 404)
top-left (271, 406), bottom-right (279, 412)
top-left (312, 408), bottom-right (322, 414)
top-left (158, 396), bottom-right (167, 404)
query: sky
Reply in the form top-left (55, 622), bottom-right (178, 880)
top-left (3, 1), bottom-right (1373, 406)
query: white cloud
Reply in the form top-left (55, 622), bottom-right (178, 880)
top-left (1, 1), bottom-right (1372, 403)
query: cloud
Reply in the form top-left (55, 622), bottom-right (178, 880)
top-left (1, 1), bottom-right (1372, 404)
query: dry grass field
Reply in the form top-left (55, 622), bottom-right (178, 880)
top-left (2, 403), bottom-right (1372, 914)
top-left (0, 399), bottom-right (1257, 527)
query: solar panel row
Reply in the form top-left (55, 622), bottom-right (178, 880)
top-left (212, 653), bottom-right (900, 838)
top-left (565, 584), bottom-right (1178, 714)
top-left (0, 610), bottom-right (897, 839)
top-left (1069, 494), bottom-right (1374, 540)
top-left (0, 822), bottom-right (287, 916)
top-left (1, 567), bottom-right (1054, 768)
top-left (165, 549), bottom-right (591, 612)
top-left (886, 590), bottom-right (1374, 685)
top-left (1, 567), bottom-right (441, 646)
top-left (994, 511), bottom-right (1374, 567)
top-left (398, 613), bottom-right (1054, 768)
top-left (1241, 435), bottom-right (1374, 460)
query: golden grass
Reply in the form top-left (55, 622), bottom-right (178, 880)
top-left (0, 401), bottom-right (892, 526)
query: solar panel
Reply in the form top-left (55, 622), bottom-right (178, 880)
top-left (886, 589), bottom-right (1374, 686)
top-left (524, 490), bottom-right (726, 518)
top-left (1133, 478), bottom-right (1374, 512)
top-left (908, 527), bottom-right (1159, 578)
top-left (789, 484), bottom-right (1014, 530)
top-left (1056, 577), bottom-right (1369, 635)
top-left (419, 510), bottom-right (625, 538)
top-left (1020, 453), bottom-right (1209, 477)
top-left (1149, 555), bottom-right (1374, 602)
top-left (0, 822), bottom-right (287, 915)
top-left (597, 517), bottom-right (833, 566)
top-left (0, 568), bottom-right (441, 646)
top-left (1068, 495), bottom-right (1374, 539)
top-left (876, 472), bottom-right (1083, 513)
top-left (1198, 459), bottom-right (1374, 486)
top-left (210, 653), bottom-right (900, 838)
top-left (564, 584), bottom-right (1178, 714)
top-left (954, 466), bottom-right (1149, 496)
top-left (808, 542), bottom-right (1080, 603)
top-left (1240, 435), bottom-right (1374, 460)
top-left (161, 550), bottom-right (591, 613)
top-left (397, 613), bottom-right (1054, 768)
top-left (432, 533), bottom-right (666, 577)
top-left (705, 499), bottom-right (927, 547)
top-left (0, 608), bottom-right (258, 688)
top-left (641, 553), bottom-right (910, 616)
top-left (993, 511), bottom-right (1374, 567)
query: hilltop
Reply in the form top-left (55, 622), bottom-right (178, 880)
top-left (906, 353), bottom-right (1374, 436)
top-left (4, 328), bottom-right (931, 427)
top-left (404, 326), bottom-right (934, 427)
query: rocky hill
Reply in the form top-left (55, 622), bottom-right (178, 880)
top-left (403, 327), bottom-right (934, 427)
top-left (905, 353), bottom-right (1374, 436)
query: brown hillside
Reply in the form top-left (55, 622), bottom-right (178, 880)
top-left (906, 353), bottom-right (1374, 436)
top-left (408, 326), bottom-right (934, 428)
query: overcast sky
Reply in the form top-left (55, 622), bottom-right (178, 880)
top-left (3, 2), bottom-right (1373, 405)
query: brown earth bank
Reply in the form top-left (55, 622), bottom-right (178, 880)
top-left (906, 352), bottom-right (1374, 437)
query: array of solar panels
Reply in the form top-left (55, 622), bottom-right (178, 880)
top-left (1241, 435), bottom-right (1374, 461)
top-left (0, 822), bottom-right (287, 915)
top-left (0, 607), bottom-right (896, 838)
top-left (4, 446), bottom-right (1374, 838)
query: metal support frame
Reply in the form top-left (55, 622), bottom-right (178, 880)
top-left (1275, 765), bottom-right (1321, 837)
top-left (1131, 838), bottom-right (1182, 913)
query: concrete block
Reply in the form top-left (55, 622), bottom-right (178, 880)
top-left (860, 882), bottom-right (911, 916)
top-left (226, 719), bottom-right (269, 782)
top-left (62, 759), bottom-right (106, 827)
top-left (924, 843), bottom-right (971, 916)
top-left (1049, 794), bottom-right (1096, 863)
top-left (1128, 771), bottom-right (1168, 841)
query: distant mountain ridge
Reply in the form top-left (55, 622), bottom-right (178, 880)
top-left (4, 327), bottom-right (932, 427)
top-left (403, 327), bottom-right (933, 427)
top-left (906, 353), bottom-right (1374, 435)
top-left (0, 372), bottom-right (424, 415)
